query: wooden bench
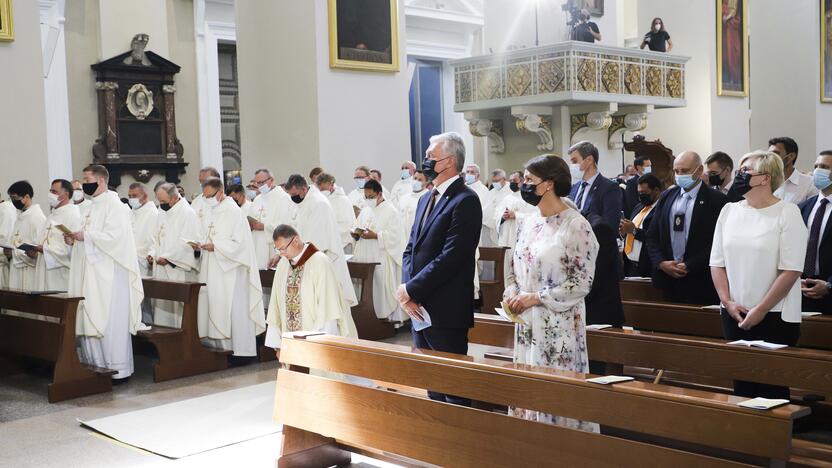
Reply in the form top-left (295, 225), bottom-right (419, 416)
top-left (0, 289), bottom-right (115, 402)
top-left (624, 301), bottom-right (832, 351)
top-left (137, 279), bottom-right (230, 382)
top-left (478, 246), bottom-right (509, 315)
top-left (258, 269), bottom-right (277, 362)
top-left (620, 277), bottom-right (666, 302)
top-left (275, 333), bottom-right (809, 467)
top-left (347, 261), bottom-right (394, 340)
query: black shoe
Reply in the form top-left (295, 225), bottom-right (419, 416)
top-left (112, 377), bottom-right (130, 386)
top-left (228, 356), bottom-right (256, 367)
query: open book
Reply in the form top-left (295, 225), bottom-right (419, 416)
top-left (727, 340), bottom-right (787, 350)
top-left (737, 397), bottom-right (789, 410)
top-left (53, 223), bottom-right (73, 235)
top-left (181, 238), bottom-right (201, 248)
top-left (495, 301), bottom-right (527, 325)
top-left (586, 375), bottom-right (634, 385)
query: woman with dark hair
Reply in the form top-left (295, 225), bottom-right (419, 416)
top-left (641, 17), bottom-right (672, 52)
top-left (503, 154), bottom-right (599, 430)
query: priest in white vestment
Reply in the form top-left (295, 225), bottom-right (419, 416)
top-left (194, 178), bottom-right (265, 357)
top-left (389, 161), bottom-right (416, 207)
top-left (264, 224), bottom-right (358, 354)
top-left (347, 166), bottom-right (371, 208)
top-left (0, 196), bottom-right (17, 288)
top-left (481, 169), bottom-right (512, 247)
top-left (149, 183), bottom-right (202, 328)
top-left (316, 173), bottom-right (357, 251)
top-left (34, 179), bottom-right (81, 291)
top-left (494, 171), bottom-right (534, 279)
top-left (128, 183), bottom-right (158, 278)
top-left (227, 184), bottom-right (256, 218)
top-left (465, 164), bottom-right (490, 206)
top-left (352, 180), bottom-right (407, 322)
top-left (249, 169), bottom-right (296, 269)
top-left (6, 181), bottom-right (47, 291)
top-left (284, 175), bottom-right (358, 307)
top-left (190, 166), bottom-right (222, 235)
top-left (397, 171), bottom-right (430, 236)
top-left (66, 165), bottom-right (146, 380)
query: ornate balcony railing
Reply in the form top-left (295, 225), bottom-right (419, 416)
top-left (451, 41), bottom-right (690, 112)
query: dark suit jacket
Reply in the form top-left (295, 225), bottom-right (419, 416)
top-left (724, 183), bottom-right (744, 203)
top-left (799, 195), bottom-right (832, 312)
top-left (623, 175), bottom-right (640, 215)
top-left (569, 174), bottom-right (623, 230)
top-left (403, 177), bottom-right (482, 329)
top-left (646, 183), bottom-right (727, 304)
top-left (623, 202), bottom-right (656, 278)
top-left (584, 213), bottom-right (625, 327)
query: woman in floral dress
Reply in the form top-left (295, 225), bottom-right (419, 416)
top-left (503, 154), bottom-right (599, 430)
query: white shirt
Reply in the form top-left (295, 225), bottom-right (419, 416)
top-left (710, 201), bottom-right (808, 323)
top-left (719, 177), bottom-right (734, 195)
top-left (806, 192), bottom-right (832, 274)
top-left (774, 169), bottom-right (818, 204)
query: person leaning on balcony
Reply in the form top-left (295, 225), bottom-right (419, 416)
top-left (641, 17), bottom-right (673, 52)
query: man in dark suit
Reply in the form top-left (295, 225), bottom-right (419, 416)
top-left (584, 212), bottom-right (625, 327)
top-left (623, 156), bottom-right (652, 215)
top-left (397, 132), bottom-right (482, 406)
top-left (799, 150), bottom-right (832, 313)
top-left (568, 141), bottom-right (623, 229)
top-left (646, 151), bottom-right (727, 305)
top-left (702, 151), bottom-right (743, 203)
top-left (620, 173), bottom-right (662, 278)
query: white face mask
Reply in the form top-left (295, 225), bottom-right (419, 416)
top-left (363, 197), bottom-right (377, 208)
top-left (654, 23), bottom-right (661, 31)
top-left (465, 174), bottom-right (477, 185)
top-left (492, 181), bottom-right (503, 191)
top-left (258, 184), bottom-right (271, 195)
top-left (245, 189), bottom-right (257, 201)
top-left (128, 198), bottom-right (142, 210)
top-left (47, 192), bottom-right (61, 209)
top-left (569, 163), bottom-right (585, 182)
top-left (72, 190), bottom-right (84, 202)
top-left (204, 196), bottom-right (220, 209)
top-left (400, 169), bottom-right (410, 180)
top-left (412, 180), bottom-right (425, 193)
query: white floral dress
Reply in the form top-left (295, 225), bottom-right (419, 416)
top-left (503, 208), bottom-right (599, 430)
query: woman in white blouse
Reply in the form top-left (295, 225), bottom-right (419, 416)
top-left (710, 150), bottom-right (808, 399)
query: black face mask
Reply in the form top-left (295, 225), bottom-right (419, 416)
top-left (638, 193), bottom-right (654, 206)
top-left (82, 182), bottom-right (98, 196)
top-left (291, 195), bottom-right (304, 204)
top-left (159, 203), bottom-right (171, 212)
top-left (11, 199), bottom-right (25, 211)
top-left (732, 171), bottom-right (753, 197)
top-left (422, 156), bottom-right (451, 180)
top-left (520, 183), bottom-right (543, 206)
top-left (509, 182), bottom-right (519, 192)
top-left (708, 174), bottom-right (725, 187)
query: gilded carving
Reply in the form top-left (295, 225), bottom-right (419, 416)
top-left (570, 113), bottom-right (588, 137)
top-left (601, 60), bottom-right (620, 94)
top-left (624, 63), bottom-right (641, 95)
top-left (507, 64), bottom-right (532, 97)
top-left (476, 69), bottom-right (500, 101)
top-left (666, 69), bottom-right (683, 99)
top-left (538, 59), bottom-right (565, 93)
top-left (646, 66), bottom-right (663, 96)
top-left (577, 59), bottom-right (597, 92)
top-left (457, 72), bottom-right (472, 103)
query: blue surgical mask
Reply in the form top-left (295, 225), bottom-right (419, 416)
top-left (675, 174), bottom-right (697, 190)
top-left (412, 180), bottom-right (424, 192)
top-left (400, 169), bottom-right (410, 180)
top-left (813, 168), bottom-right (832, 190)
top-left (354, 178), bottom-right (366, 190)
top-left (492, 181), bottom-right (503, 191)
top-left (642, 166), bottom-right (652, 175)
top-left (465, 174), bottom-right (477, 185)
top-left (258, 184), bottom-right (271, 195)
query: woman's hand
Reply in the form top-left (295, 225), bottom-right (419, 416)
top-left (723, 301), bottom-right (748, 323)
top-left (507, 292), bottom-right (541, 315)
top-left (738, 307), bottom-right (766, 331)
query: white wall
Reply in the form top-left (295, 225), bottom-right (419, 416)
top-left (0, 0), bottom-right (51, 203)
top-left (98, 0), bottom-right (169, 59)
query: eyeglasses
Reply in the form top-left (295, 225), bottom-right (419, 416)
top-left (273, 236), bottom-right (296, 254)
top-left (737, 167), bottom-right (768, 176)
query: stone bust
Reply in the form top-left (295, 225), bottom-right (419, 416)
top-left (123, 33), bottom-right (151, 66)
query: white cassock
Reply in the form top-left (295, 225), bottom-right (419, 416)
top-left (264, 243), bottom-right (358, 348)
top-left (132, 201), bottom-right (158, 278)
top-left (8, 205), bottom-right (47, 291)
top-left (34, 203), bottom-right (81, 290)
top-left (348, 184), bottom-right (389, 208)
top-left (239, 199), bottom-right (256, 218)
top-left (494, 190), bottom-right (535, 279)
top-left (398, 188), bottom-right (427, 237)
top-left (352, 199), bottom-right (407, 321)
top-left (191, 194), bottom-right (209, 236)
top-left (197, 197), bottom-right (266, 356)
top-left (71, 191), bottom-right (146, 379)
top-left (249, 186), bottom-right (296, 269)
top-left (150, 200), bottom-right (202, 328)
top-left (389, 176), bottom-right (413, 207)
top-left (482, 184), bottom-right (512, 247)
top-left (467, 181), bottom-right (489, 293)
top-left (0, 200), bottom-right (18, 288)
top-left (290, 189), bottom-right (358, 306)
top-left (323, 186), bottom-right (357, 250)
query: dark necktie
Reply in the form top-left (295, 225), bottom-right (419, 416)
top-left (419, 189), bottom-right (439, 234)
top-left (575, 181), bottom-right (589, 210)
top-left (804, 198), bottom-right (829, 277)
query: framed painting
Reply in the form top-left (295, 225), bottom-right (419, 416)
top-left (822, 0), bottom-right (832, 102)
top-left (328, 0), bottom-right (399, 72)
top-left (584, 0), bottom-right (604, 17)
top-left (0, 0), bottom-right (13, 42)
top-left (716, 0), bottom-right (748, 97)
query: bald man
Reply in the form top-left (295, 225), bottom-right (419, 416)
top-left (390, 161), bottom-right (417, 207)
top-left (646, 151), bottom-right (727, 304)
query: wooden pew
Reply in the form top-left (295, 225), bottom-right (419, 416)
top-left (624, 301), bottom-right (832, 351)
top-left (258, 269), bottom-right (277, 362)
top-left (137, 279), bottom-right (230, 382)
top-left (478, 246), bottom-right (509, 315)
top-left (0, 290), bottom-right (115, 402)
top-left (620, 277), bottom-right (666, 302)
top-left (347, 261), bottom-right (394, 340)
top-left (275, 333), bottom-right (808, 467)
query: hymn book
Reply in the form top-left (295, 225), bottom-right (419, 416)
top-left (737, 397), bottom-right (790, 410)
top-left (54, 224), bottom-right (73, 235)
top-left (495, 301), bottom-right (527, 325)
top-left (586, 375), bottom-right (635, 385)
top-left (727, 340), bottom-right (788, 350)
top-left (181, 238), bottom-right (200, 248)
top-left (586, 324), bottom-right (613, 330)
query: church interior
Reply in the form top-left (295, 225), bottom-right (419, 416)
top-left (2, 0), bottom-right (832, 466)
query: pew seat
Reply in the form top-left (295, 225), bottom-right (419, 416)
top-left (347, 261), bottom-right (395, 340)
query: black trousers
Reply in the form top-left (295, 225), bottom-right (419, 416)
top-left (412, 326), bottom-right (471, 407)
top-left (720, 310), bottom-right (800, 399)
